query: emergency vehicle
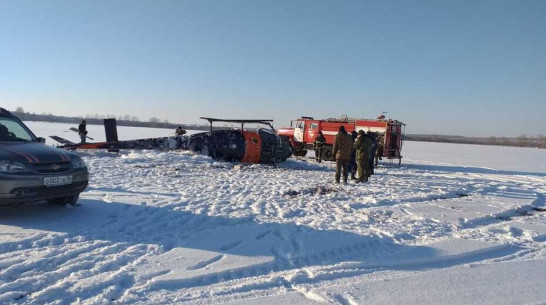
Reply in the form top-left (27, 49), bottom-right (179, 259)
top-left (277, 115), bottom-right (405, 164)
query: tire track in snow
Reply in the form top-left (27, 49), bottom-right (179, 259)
top-left (219, 240), bottom-right (244, 251)
top-left (332, 293), bottom-right (360, 305)
top-left (0, 235), bottom-right (153, 304)
top-left (187, 240), bottom-right (522, 304)
top-left (187, 255), bottom-right (226, 270)
top-left (153, 237), bottom-right (395, 291)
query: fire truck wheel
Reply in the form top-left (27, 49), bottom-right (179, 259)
top-left (322, 147), bottom-right (334, 161)
top-left (293, 149), bottom-right (307, 157)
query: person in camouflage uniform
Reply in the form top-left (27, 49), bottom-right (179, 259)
top-left (332, 125), bottom-right (352, 184)
top-left (375, 135), bottom-right (384, 166)
top-left (313, 131), bottom-right (326, 163)
top-left (354, 130), bottom-right (372, 183)
top-left (348, 131), bottom-right (358, 180)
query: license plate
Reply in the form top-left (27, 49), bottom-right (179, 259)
top-left (43, 175), bottom-right (73, 187)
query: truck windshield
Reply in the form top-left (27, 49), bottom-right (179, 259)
top-left (0, 117), bottom-right (36, 142)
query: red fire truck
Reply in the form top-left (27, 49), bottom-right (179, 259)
top-left (277, 115), bottom-right (405, 164)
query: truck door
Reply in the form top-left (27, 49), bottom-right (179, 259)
top-left (294, 120), bottom-right (305, 143)
top-left (392, 125), bottom-right (402, 157)
top-left (306, 122), bottom-right (319, 144)
top-left (387, 124), bottom-right (401, 157)
top-left (383, 126), bottom-right (391, 157)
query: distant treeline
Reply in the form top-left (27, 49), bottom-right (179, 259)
top-left (12, 110), bottom-right (211, 131)
top-left (8, 109), bottom-right (546, 149)
top-left (405, 134), bottom-right (546, 149)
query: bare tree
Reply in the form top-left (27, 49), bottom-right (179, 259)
top-left (539, 135), bottom-right (546, 149)
top-left (518, 135), bottom-right (530, 147)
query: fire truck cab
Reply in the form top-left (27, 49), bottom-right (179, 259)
top-left (277, 116), bottom-right (405, 165)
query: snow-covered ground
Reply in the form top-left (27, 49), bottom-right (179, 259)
top-left (1, 122), bottom-right (546, 304)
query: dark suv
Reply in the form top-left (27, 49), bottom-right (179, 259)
top-left (0, 108), bottom-right (88, 205)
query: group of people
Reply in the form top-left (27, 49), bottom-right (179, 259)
top-left (315, 126), bottom-right (381, 184)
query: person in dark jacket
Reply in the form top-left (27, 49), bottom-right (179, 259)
top-left (332, 126), bottom-right (352, 184)
top-left (175, 126), bottom-right (187, 136)
top-left (78, 120), bottom-right (87, 144)
top-left (368, 132), bottom-right (378, 175)
top-left (313, 131), bottom-right (326, 163)
top-left (354, 130), bottom-right (372, 183)
top-left (348, 131), bottom-right (358, 180)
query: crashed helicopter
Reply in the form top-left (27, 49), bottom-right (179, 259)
top-left (50, 118), bottom-right (292, 164)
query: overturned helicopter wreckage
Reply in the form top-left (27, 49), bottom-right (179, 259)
top-left (50, 118), bottom-right (292, 164)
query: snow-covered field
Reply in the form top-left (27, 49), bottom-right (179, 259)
top-left (2, 122), bottom-right (546, 304)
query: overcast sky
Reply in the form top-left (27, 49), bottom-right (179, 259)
top-left (1, 0), bottom-right (545, 137)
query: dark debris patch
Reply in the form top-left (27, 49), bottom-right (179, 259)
top-left (133, 164), bottom-right (156, 168)
top-left (495, 208), bottom-right (536, 222)
top-left (432, 193), bottom-right (470, 201)
top-left (495, 216), bottom-right (512, 221)
top-left (14, 293), bottom-right (29, 301)
top-left (285, 186), bottom-right (338, 197)
top-left (285, 190), bottom-right (301, 196)
top-left (314, 186), bottom-right (338, 195)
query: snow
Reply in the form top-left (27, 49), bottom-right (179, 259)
top-left (1, 122), bottom-right (546, 304)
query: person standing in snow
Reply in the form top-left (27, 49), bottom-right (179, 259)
top-left (313, 131), bottom-right (326, 163)
top-left (354, 130), bottom-right (372, 183)
top-left (332, 125), bottom-right (353, 184)
top-left (375, 135), bottom-right (384, 166)
top-left (348, 130), bottom-right (358, 180)
top-left (78, 120), bottom-right (88, 144)
top-left (368, 131), bottom-right (378, 175)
